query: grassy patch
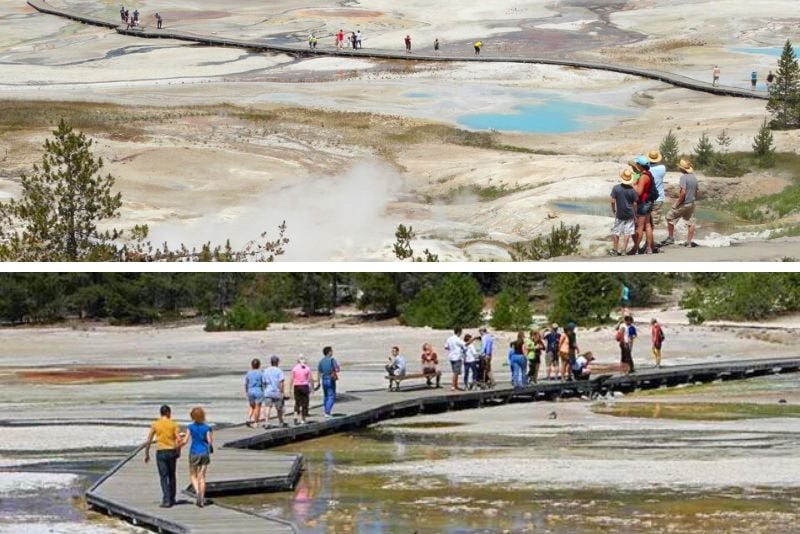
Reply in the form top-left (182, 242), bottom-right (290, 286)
top-left (721, 152), bottom-right (800, 222)
top-left (592, 401), bottom-right (800, 421)
top-left (434, 183), bottom-right (533, 203)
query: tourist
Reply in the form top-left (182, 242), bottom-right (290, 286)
top-left (337, 29), bottom-right (344, 49)
top-left (132, 9), bottom-right (139, 23)
top-left (479, 326), bottom-right (494, 386)
top-left (434, 38), bottom-right (440, 55)
top-left (186, 407), bottom-right (213, 508)
top-left (155, 12), bottom-right (162, 29)
top-left (445, 327), bottom-right (465, 391)
top-left (263, 355), bottom-right (287, 429)
top-left (421, 343), bottom-right (439, 386)
top-left (751, 70), bottom-right (758, 90)
top-left (356, 30), bottom-right (362, 49)
top-left (350, 32), bottom-right (357, 49)
top-left (609, 168), bottom-right (638, 256)
top-left (463, 334), bottom-right (479, 389)
top-left (318, 346), bottom-right (340, 418)
top-left (474, 41), bottom-right (482, 56)
top-left (308, 33), bottom-right (317, 50)
top-left (662, 158), bottom-right (699, 247)
top-left (385, 346), bottom-right (407, 378)
top-left (244, 358), bottom-right (264, 427)
top-left (123, 8), bottom-right (129, 23)
top-left (566, 322), bottom-right (579, 372)
top-left (572, 352), bottom-right (595, 380)
top-left (558, 324), bottom-right (571, 381)
top-left (631, 155), bottom-right (656, 255)
top-left (120, 6), bottom-right (125, 22)
top-left (405, 35), bottom-right (412, 53)
top-left (766, 70), bottom-right (775, 91)
top-left (651, 318), bottom-right (665, 368)
top-left (618, 315), bottom-right (636, 374)
top-left (544, 323), bottom-right (560, 380)
top-left (647, 150), bottom-right (667, 229)
top-left (526, 329), bottom-right (544, 383)
top-left (712, 65), bottom-right (720, 86)
top-left (143, 404), bottom-right (183, 508)
top-left (509, 340), bottom-right (528, 388)
top-left (291, 356), bottom-right (313, 425)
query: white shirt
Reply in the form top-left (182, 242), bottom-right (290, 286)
top-left (445, 334), bottom-right (466, 362)
top-left (464, 345), bottom-right (477, 363)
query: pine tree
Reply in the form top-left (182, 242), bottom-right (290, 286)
top-left (767, 40), bottom-right (800, 129)
top-left (659, 129), bottom-right (680, 169)
top-left (716, 129), bottom-right (733, 154)
top-left (752, 117), bottom-right (776, 167)
top-left (693, 132), bottom-right (715, 168)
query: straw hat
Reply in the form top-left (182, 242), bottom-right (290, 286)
top-left (619, 168), bottom-right (634, 185)
top-left (678, 158), bottom-right (695, 173)
top-left (647, 150), bottom-right (663, 163)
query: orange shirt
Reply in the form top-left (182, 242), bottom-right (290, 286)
top-left (150, 417), bottom-right (180, 450)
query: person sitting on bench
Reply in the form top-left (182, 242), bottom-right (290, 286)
top-left (385, 346), bottom-right (407, 379)
top-left (421, 343), bottom-right (438, 386)
top-left (572, 352), bottom-right (595, 381)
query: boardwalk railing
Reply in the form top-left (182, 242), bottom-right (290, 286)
top-left (27, 0), bottom-right (768, 101)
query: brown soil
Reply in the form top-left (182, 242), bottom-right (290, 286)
top-left (15, 366), bottom-right (188, 384)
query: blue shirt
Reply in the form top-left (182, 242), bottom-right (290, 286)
top-left (481, 334), bottom-right (494, 356)
top-left (318, 356), bottom-right (339, 377)
top-left (544, 331), bottom-right (559, 352)
top-left (263, 366), bottom-right (284, 398)
top-left (245, 370), bottom-right (263, 393)
top-left (649, 164), bottom-right (666, 202)
top-left (188, 422), bottom-right (211, 455)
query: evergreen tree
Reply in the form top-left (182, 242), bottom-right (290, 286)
top-left (401, 273), bottom-right (483, 328)
top-left (548, 273), bottom-right (618, 326)
top-left (490, 288), bottom-right (533, 331)
top-left (659, 129), bottom-right (680, 169)
top-left (716, 129), bottom-right (733, 154)
top-left (693, 132), bottom-right (715, 168)
top-left (752, 117), bottom-right (776, 167)
top-left (767, 40), bottom-right (800, 129)
top-left (0, 120), bottom-right (123, 261)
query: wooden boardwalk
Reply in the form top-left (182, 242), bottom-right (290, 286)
top-left (86, 356), bottom-right (800, 533)
top-left (27, 0), bottom-right (768, 101)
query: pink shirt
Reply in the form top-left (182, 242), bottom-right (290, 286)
top-left (292, 364), bottom-right (311, 386)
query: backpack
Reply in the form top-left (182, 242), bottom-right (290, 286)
top-left (641, 171), bottom-right (656, 203)
top-left (615, 327), bottom-right (624, 343)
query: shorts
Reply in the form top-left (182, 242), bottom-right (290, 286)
top-left (264, 395), bottom-right (284, 410)
top-left (450, 360), bottom-right (463, 374)
top-left (666, 202), bottom-right (696, 226)
top-left (612, 217), bottom-right (635, 236)
top-left (637, 201), bottom-right (653, 217)
top-left (189, 454), bottom-right (210, 468)
top-left (247, 391), bottom-right (263, 405)
top-left (559, 351), bottom-right (570, 363)
top-left (546, 351), bottom-right (558, 366)
top-left (651, 201), bottom-right (664, 226)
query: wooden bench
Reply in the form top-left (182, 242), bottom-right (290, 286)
top-left (385, 371), bottom-right (441, 391)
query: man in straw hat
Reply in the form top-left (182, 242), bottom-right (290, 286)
top-left (662, 158), bottom-right (699, 247)
top-left (647, 149), bottom-right (667, 229)
top-left (609, 168), bottom-right (638, 256)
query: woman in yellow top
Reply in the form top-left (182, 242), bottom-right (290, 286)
top-left (144, 404), bottom-right (184, 508)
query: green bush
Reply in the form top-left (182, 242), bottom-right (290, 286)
top-left (680, 273), bottom-right (800, 321)
top-left (401, 273), bottom-right (483, 328)
top-left (510, 222), bottom-right (581, 261)
top-left (205, 301), bottom-right (270, 331)
top-left (490, 289), bottom-right (532, 331)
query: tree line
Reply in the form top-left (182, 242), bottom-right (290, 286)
top-left (2, 273), bottom-right (795, 329)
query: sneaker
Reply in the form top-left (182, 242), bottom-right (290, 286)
top-left (324, 413), bottom-right (331, 419)
top-left (625, 248), bottom-right (638, 256)
top-left (196, 495), bottom-right (203, 508)
top-left (608, 249), bottom-right (621, 257)
top-left (685, 241), bottom-right (698, 248)
top-left (660, 237), bottom-right (675, 246)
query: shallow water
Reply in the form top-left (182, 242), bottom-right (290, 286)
top-left (731, 47), bottom-right (783, 58)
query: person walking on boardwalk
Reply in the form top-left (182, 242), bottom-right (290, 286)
top-left (291, 356), bottom-right (313, 425)
top-left (318, 346), bottom-right (340, 418)
top-left (263, 355), bottom-right (288, 429)
top-left (155, 12), bottom-right (162, 29)
top-left (650, 318), bottom-right (665, 368)
top-left (308, 33), bottom-right (317, 50)
top-left (120, 6), bottom-right (125, 22)
top-left (609, 168), bottom-right (638, 256)
top-left (526, 329), bottom-right (544, 383)
top-left (434, 38), bottom-right (440, 55)
top-left (244, 358), bottom-right (264, 427)
top-left (751, 70), bottom-right (758, 90)
top-left (712, 65), bottom-right (720, 86)
top-left (405, 35), bottom-right (412, 53)
top-left (766, 70), bottom-right (775, 91)
top-left (186, 407), bottom-right (213, 508)
top-left (132, 9), bottom-right (139, 23)
top-left (445, 327), bottom-right (466, 391)
top-left (544, 323), bottom-right (560, 380)
top-left (617, 315), bottom-right (636, 374)
top-left (143, 404), bottom-right (183, 508)
top-left (337, 29), bottom-right (344, 49)
top-left (474, 41), bottom-right (482, 56)
top-left (356, 30), bottom-right (363, 49)
top-left (421, 343), bottom-right (439, 386)
top-left (661, 159), bottom-right (699, 248)
top-left (463, 334), bottom-right (479, 390)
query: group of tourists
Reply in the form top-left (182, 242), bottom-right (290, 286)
top-left (119, 6), bottom-right (162, 29)
top-left (144, 404), bottom-right (213, 509)
top-left (712, 65), bottom-right (775, 91)
top-left (244, 348), bottom-right (341, 427)
top-left (332, 29), bottom-right (363, 50)
top-left (610, 149), bottom-right (699, 256)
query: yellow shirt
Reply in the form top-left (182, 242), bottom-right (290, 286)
top-left (151, 417), bottom-right (179, 450)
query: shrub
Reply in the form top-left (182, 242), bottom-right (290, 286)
top-left (490, 288), bottom-right (532, 331)
top-left (510, 222), bottom-right (581, 261)
top-left (401, 273), bottom-right (483, 328)
top-left (205, 301), bottom-right (270, 331)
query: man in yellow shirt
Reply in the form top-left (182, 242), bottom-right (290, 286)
top-left (474, 41), bottom-right (483, 56)
top-left (144, 405), bottom-right (183, 507)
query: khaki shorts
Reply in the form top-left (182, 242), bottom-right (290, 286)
top-left (651, 202), bottom-right (664, 226)
top-left (666, 202), bottom-right (696, 226)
